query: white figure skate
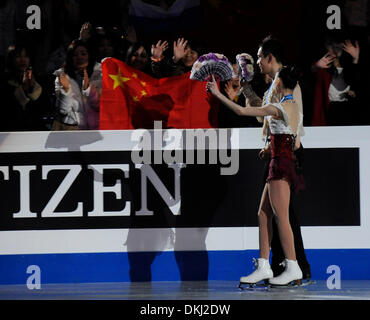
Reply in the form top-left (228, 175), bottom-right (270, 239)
top-left (269, 259), bottom-right (303, 287)
top-left (239, 258), bottom-right (273, 289)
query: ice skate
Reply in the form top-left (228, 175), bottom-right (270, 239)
top-left (300, 266), bottom-right (316, 286)
top-left (239, 258), bottom-right (273, 289)
top-left (268, 259), bottom-right (303, 287)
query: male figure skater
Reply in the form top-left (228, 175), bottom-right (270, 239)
top-left (240, 36), bottom-right (311, 281)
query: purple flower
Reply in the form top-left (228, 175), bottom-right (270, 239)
top-left (197, 53), bottom-right (229, 64)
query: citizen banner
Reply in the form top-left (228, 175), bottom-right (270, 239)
top-left (0, 144), bottom-right (360, 231)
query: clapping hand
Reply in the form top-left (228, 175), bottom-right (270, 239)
top-left (82, 68), bottom-right (90, 91)
top-left (59, 72), bottom-right (70, 92)
top-left (59, 68), bottom-right (90, 91)
top-left (22, 67), bottom-right (34, 93)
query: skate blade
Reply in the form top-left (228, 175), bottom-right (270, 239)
top-left (239, 279), bottom-right (270, 291)
top-left (301, 279), bottom-right (316, 287)
top-left (269, 279), bottom-right (303, 288)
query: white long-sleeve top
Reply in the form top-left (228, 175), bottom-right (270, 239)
top-left (54, 62), bottom-right (102, 129)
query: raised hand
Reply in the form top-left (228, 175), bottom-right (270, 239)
top-left (315, 52), bottom-right (336, 69)
top-left (224, 80), bottom-right (239, 101)
top-left (342, 40), bottom-right (360, 63)
top-left (80, 22), bottom-right (92, 41)
top-left (59, 72), bottom-right (70, 92)
top-left (151, 40), bottom-right (169, 60)
top-left (206, 75), bottom-right (220, 96)
top-left (173, 38), bottom-right (188, 63)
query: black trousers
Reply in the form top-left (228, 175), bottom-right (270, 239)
top-left (262, 145), bottom-right (311, 277)
top-left (327, 100), bottom-right (359, 126)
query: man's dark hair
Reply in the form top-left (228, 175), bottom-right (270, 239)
top-left (259, 35), bottom-right (285, 64)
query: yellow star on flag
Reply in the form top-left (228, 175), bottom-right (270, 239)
top-left (141, 90), bottom-right (147, 97)
top-left (140, 81), bottom-right (146, 87)
top-left (132, 73), bottom-right (138, 79)
top-left (109, 68), bottom-right (130, 89)
top-left (133, 96), bottom-right (139, 102)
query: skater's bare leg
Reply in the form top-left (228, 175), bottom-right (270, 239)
top-left (239, 185), bottom-right (274, 285)
top-left (258, 184), bottom-right (274, 260)
top-left (268, 179), bottom-right (296, 260)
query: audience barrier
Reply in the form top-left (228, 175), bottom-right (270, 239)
top-left (0, 126), bottom-right (369, 284)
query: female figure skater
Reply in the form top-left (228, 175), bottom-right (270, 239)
top-left (206, 66), bottom-right (304, 286)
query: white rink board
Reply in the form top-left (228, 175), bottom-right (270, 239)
top-left (0, 126), bottom-right (369, 254)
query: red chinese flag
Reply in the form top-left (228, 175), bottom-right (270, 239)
top-left (99, 58), bottom-right (219, 130)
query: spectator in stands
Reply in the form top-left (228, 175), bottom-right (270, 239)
top-left (150, 38), bottom-right (206, 77)
top-left (79, 22), bottom-right (126, 63)
top-left (95, 30), bottom-right (117, 62)
top-left (125, 41), bottom-right (152, 74)
top-left (52, 39), bottom-right (101, 130)
top-left (0, 0), bottom-right (24, 73)
top-left (219, 63), bottom-right (261, 128)
top-left (0, 44), bottom-right (47, 131)
top-left (311, 36), bottom-right (361, 126)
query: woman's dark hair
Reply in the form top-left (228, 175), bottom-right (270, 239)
top-left (323, 35), bottom-right (358, 83)
top-left (90, 26), bottom-right (125, 60)
top-left (259, 35), bottom-right (285, 64)
top-left (278, 65), bottom-right (300, 90)
top-left (5, 44), bottom-right (32, 74)
top-left (186, 39), bottom-right (206, 57)
top-left (125, 42), bottom-right (148, 64)
top-left (64, 39), bottom-right (95, 79)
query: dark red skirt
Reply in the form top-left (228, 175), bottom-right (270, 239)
top-left (266, 134), bottom-right (305, 193)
